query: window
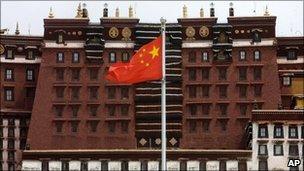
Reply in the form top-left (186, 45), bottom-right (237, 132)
top-left (108, 87), bottom-right (116, 99)
top-left (122, 52), bottom-right (130, 62)
top-left (220, 121), bottom-right (227, 131)
top-left (202, 68), bottom-right (210, 80)
top-left (89, 68), bottom-right (99, 80)
top-left (202, 104), bottom-right (210, 115)
top-left (258, 145), bottom-right (268, 155)
top-left (239, 67), bottom-right (247, 81)
top-left (283, 76), bottom-right (291, 86)
top-left (57, 52), bottom-right (64, 63)
top-left (54, 105), bottom-right (64, 117)
top-left (71, 105), bottom-right (79, 118)
top-left (8, 119), bottom-right (15, 126)
top-left (289, 126), bottom-right (298, 138)
top-left (202, 51), bottom-right (209, 62)
top-left (253, 67), bottom-right (262, 80)
top-left (252, 32), bottom-right (261, 42)
top-left (188, 51), bottom-right (196, 63)
top-left (239, 104), bottom-right (247, 116)
top-left (89, 121), bottom-right (98, 132)
top-left (254, 50), bottom-right (261, 61)
top-left (20, 139), bottom-right (26, 150)
top-left (56, 68), bottom-right (64, 81)
top-left (219, 104), bottom-right (228, 116)
top-left (202, 121), bottom-right (210, 132)
top-left (71, 68), bottom-right (80, 81)
top-left (189, 69), bottom-right (196, 81)
top-left (8, 151), bottom-right (14, 161)
top-left (121, 121), bottom-right (129, 133)
top-left (219, 161), bottom-right (226, 171)
top-left (108, 122), bottom-right (115, 133)
top-left (89, 87), bottom-right (98, 100)
top-left (189, 121), bottom-right (196, 133)
top-left (274, 144), bottom-right (284, 156)
top-left (189, 86), bottom-right (196, 98)
top-left (202, 85), bottom-right (209, 98)
top-left (258, 124), bottom-right (268, 138)
top-left (72, 52), bottom-right (80, 63)
top-left (4, 87), bottom-right (14, 101)
top-left (254, 85), bottom-right (262, 97)
top-left (71, 121), bottom-right (79, 133)
top-left (71, 87), bottom-right (80, 100)
top-left (8, 139), bottom-right (15, 149)
top-left (62, 161), bottom-right (69, 171)
top-left (55, 122), bottom-right (63, 133)
top-left (218, 68), bottom-right (227, 80)
top-left (219, 86), bottom-right (227, 98)
top-left (8, 127), bottom-right (14, 137)
top-left (27, 50), bottom-right (34, 60)
top-left (239, 51), bottom-right (246, 61)
top-left (26, 69), bottom-right (34, 81)
top-left (55, 87), bottom-right (64, 98)
top-left (89, 105), bottom-right (98, 117)
top-left (289, 144), bottom-right (299, 156)
top-left (121, 87), bottom-right (129, 99)
top-left (6, 49), bottom-right (14, 59)
top-left (287, 51), bottom-right (297, 60)
top-left (109, 52), bottom-right (116, 63)
top-left (121, 105), bottom-right (129, 116)
top-left (189, 105), bottom-right (197, 116)
top-left (239, 85), bottom-right (247, 98)
top-left (258, 161), bottom-right (268, 171)
top-left (57, 33), bottom-right (64, 44)
top-left (274, 124), bottom-right (284, 138)
top-left (108, 105), bottom-right (115, 116)
top-left (5, 69), bottom-right (13, 81)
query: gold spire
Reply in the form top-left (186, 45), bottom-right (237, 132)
top-left (75, 3), bottom-right (82, 18)
top-left (129, 6), bottom-right (134, 18)
top-left (48, 7), bottom-right (54, 18)
top-left (264, 5), bottom-right (270, 16)
top-left (115, 7), bottom-right (119, 17)
top-left (15, 22), bottom-right (20, 35)
top-left (183, 5), bottom-right (188, 18)
top-left (200, 8), bottom-right (204, 18)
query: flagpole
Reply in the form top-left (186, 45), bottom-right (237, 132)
top-left (160, 17), bottom-right (166, 171)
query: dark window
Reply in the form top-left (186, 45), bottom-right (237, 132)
top-left (57, 52), bottom-right (64, 63)
top-left (218, 68), bottom-right (227, 80)
top-left (55, 87), bottom-right (64, 98)
top-left (202, 51), bottom-right (209, 62)
top-left (239, 104), bottom-right (247, 116)
top-left (71, 105), bottom-right (79, 118)
top-left (6, 49), bottom-right (14, 59)
top-left (287, 51), bottom-right (297, 60)
top-left (219, 161), bottom-right (226, 171)
top-left (20, 139), bottom-right (26, 150)
top-left (54, 105), bottom-right (64, 117)
top-left (189, 121), bottom-right (197, 133)
top-left (189, 86), bottom-right (196, 98)
top-left (81, 161), bottom-right (88, 171)
top-left (254, 50), bottom-right (261, 61)
top-left (121, 87), bottom-right (129, 99)
top-left (72, 52), bottom-right (80, 63)
top-left (8, 151), bottom-right (14, 161)
top-left (121, 121), bottom-right (129, 133)
top-left (274, 144), bottom-right (284, 156)
top-left (57, 33), bottom-right (64, 44)
top-left (289, 126), bottom-right (298, 138)
top-left (121, 105), bottom-right (129, 116)
top-left (56, 68), bottom-right (64, 81)
top-left (8, 127), bottom-right (14, 137)
top-left (109, 52), bottom-right (116, 63)
top-left (188, 51), bottom-right (196, 63)
top-left (89, 87), bottom-right (98, 100)
top-left (26, 87), bottom-right (35, 98)
top-left (289, 144), bottom-right (299, 156)
top-left (89, 121), bottom-right (98, 133)
top-left (27, 50), bottom-right (34, 60)
top-left (219, 86), bottom-right (227, 98)
top-left (283, 76), bottom-right (291, 86)
top-left (239, 67), bottom-right (247, 81)
top-left (239, 51), bottom-right (246, 61)
top-left (220, 121), bottom-right (227, 131)
top-left (108, 87), bottom-right (116, 99)
top-left (274, 124), bottom-right (284, 138)
top-left (202, 85), bottom-right (209, 98)
top-left (62, 161), bottom-right (69, 171)
top-left (254, 67), bottom-right (262, 80)
top-left (4, 87), bottom-right (14, 101)
top-left (89, 68), bottom-right (99, 80)
top-left (258, 124), bottom-right (268, 138)
top-left (55, 122), bottom-right (63, 133)
top-left (8, 139), bottom-right (14, 149)
top-left (71, 87), bottom-right (80, 100)
top-left (202, 104), bottom-right (210, 115)
top-left (258, 160), bottom-right (268, 171)
top-left (219, 104), bottom-right (228, 116)
top-left (239, 85), bottom-right (247, 98)
top-left (202, 121), bottom-right (210, 132)
top-left (89, 105), bottom-right (98, 117)
top-left (258, 145), bottom-right (268, 155)
top-left (254, 85), bottom-right (262, 97)
top-left (71, 122), bottom-right (79, 133)
top-left (4, 69), bottom-right (14, 81)
top-left (202, 68), bottom-right (210, 80)
top-left (71, 68), bottom-right (80, 81)
top-left (108, 105), bottom-right (115, 116)
top-left (189, 69), bottom-right (196, 81)
top-left (189, 105), bottom-right (197, 116)
top-left (26, 69), bottom-right (34, 81)
top-left (122, 52), bottom-right (130, 62)
top-left (253, 32), bottom-right (261, 42)
top-left (8, 119), bottom-right (15, 126)
top-left (108, 122), bottom-right (115, 133)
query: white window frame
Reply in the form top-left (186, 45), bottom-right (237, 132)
top-left (5, 69), bottom-right (13, 80)
top-left (202, 51), bottom-right (208, 62)
top-left (26, 69), bottom-right (34, 81)
top-left (254, 50), bottom-right (261, 61)
top-left (283, 76), bottom-right (291, 86)
top-left (5, 89), bottom-right (13, 101)
top-left (72, 52), bottom-right (80, 63)
top-left (239, 51), bottom-right (246, 60)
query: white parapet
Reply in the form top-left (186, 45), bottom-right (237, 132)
top-left (187, 161), bottom-right (200, 171)
top-left (167, 161), bottom-right (180, 171)
top-left (206, 161), bottom-right (219, 171)
top-left (128, 161), bottom-right (141, 171)
top-left (22, 160), bottom-right (42, 171)
top-left (226, 160), bottom-right (238, 171)
top-left (48, 161), bottom-right (61, 171)
top-left (69, 161), bottom-right (81, 171)
top-left (88, 161), bottom-right (101, 171)
top-left (148, 161), bottom-right (159, 171)
top-left (108, 161), bottom-right (121, 171)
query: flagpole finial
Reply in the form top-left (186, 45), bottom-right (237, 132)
top-left (264, 5), bottom-right (270, 16)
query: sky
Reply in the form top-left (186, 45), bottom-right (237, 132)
top-left (0, 1), bottom-right (303, 37)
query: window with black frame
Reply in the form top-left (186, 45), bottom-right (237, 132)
top-left (258, 144), bottom-right (268, 156)
top-left (289, 144), bottom-right (299, 156)
top-left (258, 124), bottom-right (268, 138)
top-left (274, 144), bottom-right (284, 156)
top-left (289, 125), bottom-right (298, 138)
top-left (274, 124), bottom-right (284, 138)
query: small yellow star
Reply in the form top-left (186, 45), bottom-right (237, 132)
top-left (143, 49), bottom-right (146, 52)
top-left (149, 46), bottom-right (160, 59)
top-left (146, 63), bottom-right (150, 66)
top-left (139, 54), bottom-right (143, 57)
top-left (140, 60), bottom-right (144, 63)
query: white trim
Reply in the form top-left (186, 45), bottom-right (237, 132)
top-left (0, 56), bottom-right (41, 64)
top-left (105, 41), bottom-right (134, 49)
top-left (182, 39), bottom-right (275, 48)
top-left (44, 41), bottom-right (84, 48)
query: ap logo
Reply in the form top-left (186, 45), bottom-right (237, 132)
top-left (287, 159), bottom-right (301, 167)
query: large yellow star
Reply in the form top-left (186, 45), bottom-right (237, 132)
top-left (149, 46), bottom-right (160, 59)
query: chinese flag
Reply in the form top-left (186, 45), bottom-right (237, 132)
top-left (106, 36), bottom-right (162, 84)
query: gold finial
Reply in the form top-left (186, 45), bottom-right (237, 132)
top-left (264, 5), bottom-right (270, 16)
top-left (15, 22), bottom-right (20, 35)
top-left (115, 7), bottom-right (119, 17)
top-left (200, 8), bottom-right (204, 18)
top-left (183, 5), bottom-right (188, 18)
top-left (129, 6), bottom-right (134, 18)
top-left (48, 7), bottom-right (54, 18)
top-left (75, 3), bottom-right (82, 18)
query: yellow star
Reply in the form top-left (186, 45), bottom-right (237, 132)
top-left (146, 63), bottom-right (150, 66)
top-left (149, 46), bottom-right (160, 59)
top-left (140, 60), bottom-right (144, 63)
top-left (139, 54), bottom-right (143, 57)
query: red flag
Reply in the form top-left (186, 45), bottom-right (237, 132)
top-left (106, 36), bottom-right (162, 84)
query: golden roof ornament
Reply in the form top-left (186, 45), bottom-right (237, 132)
top-left (129, 6), bottom-right (134, 18)
top-left (15, 22), bottom-right (20, 35)
top-left (264, 5), bottom-right (270, 16)
top-left (115, 7), bottom-right (120, 17)
top-left (48, 7), bottom-right (54, 18)
top-left (75, 3), bottom-right (82, 18)
top-left (183, 5), bottom-right (188, 18)
top-left (82, 3), bottom-right (88, 18)
top-left (200, 8), bottom-right (204, 18)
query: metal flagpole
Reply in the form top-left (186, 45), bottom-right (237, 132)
top-left (160, 17), bottom-right (166, 171)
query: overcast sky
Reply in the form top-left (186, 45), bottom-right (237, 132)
top-left (1, 1), bottom-right (303, 37)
